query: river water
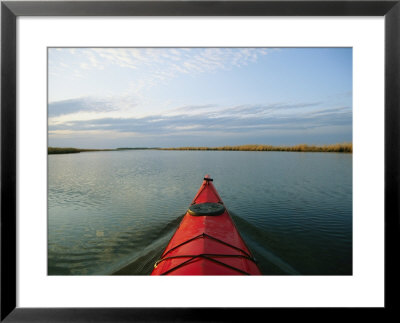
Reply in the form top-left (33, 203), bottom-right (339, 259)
top-left (48, 150), bottom-right (352, 275)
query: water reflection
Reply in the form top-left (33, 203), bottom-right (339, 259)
top-left (48, 150), bottom-right (352, 275)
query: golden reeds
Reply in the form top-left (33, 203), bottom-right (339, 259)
top-left (160, 143), bottom-right (352, 153)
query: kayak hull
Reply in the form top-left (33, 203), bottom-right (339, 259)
top-left (151, 175), bottom-right (261, 275)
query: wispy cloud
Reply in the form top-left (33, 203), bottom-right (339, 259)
top-left (49, 97), bottom-right (117, 117)
top-left (49, 47), bottom-right (272, 87)
top-left (166, 102), bottom-right (325, 119)
top-left (48, 47), bottom-right (352, 147)
top-left (49, 101), bottom-right (352, 139)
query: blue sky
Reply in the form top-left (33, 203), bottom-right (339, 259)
top-left (48, 47), bottom-right (352, 148)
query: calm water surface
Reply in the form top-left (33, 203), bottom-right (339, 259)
top-left (48, 150), bottom-right (352, 275)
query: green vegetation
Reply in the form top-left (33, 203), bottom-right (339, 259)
top-left (48, 147), bottom-right (81, 154)
top-left (48, 147), bottom-right (114, 154)
top-left (48, 147), bottom-right (159, 154)
top-left (49, 143), bottom-right (352, 154)
top-left (160, 143), bottom-right (352, 153)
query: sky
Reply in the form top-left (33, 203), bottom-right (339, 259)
top-left (48, 47), bottom-right (352, 149)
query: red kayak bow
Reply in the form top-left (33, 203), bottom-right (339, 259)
top-left (151, 175), bottom-right (261, 275)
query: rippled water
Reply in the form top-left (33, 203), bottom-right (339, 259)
top-left (48, 150), bottom-right (352, 275)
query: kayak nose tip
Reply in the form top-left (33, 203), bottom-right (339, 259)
top-left (204, 174), bottom-right (213, 181)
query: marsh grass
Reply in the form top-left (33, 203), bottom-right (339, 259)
top-left (49, 143), bottom-right (352, 154)
top-left (160, 143), bottom-right (352, 153)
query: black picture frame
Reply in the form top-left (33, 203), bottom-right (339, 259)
top-left (1, 0), bottom-right (399, 321)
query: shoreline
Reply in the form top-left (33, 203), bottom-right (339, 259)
top-left (48, 143), bottom-right (352, 155)
top-left (160, 143), bottom-right (352, 153)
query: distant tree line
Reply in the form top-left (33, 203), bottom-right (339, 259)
top-left (48, 147), bottom-right (114, 154)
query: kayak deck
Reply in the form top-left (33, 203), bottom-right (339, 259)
top-left (151, 175), bottom-right (261, 275)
